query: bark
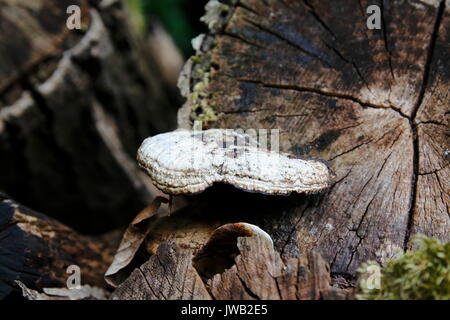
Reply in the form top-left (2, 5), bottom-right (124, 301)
top-left (0, 193), bottom-right (116, 299)
top-left (0, 0), bottom-right (177, 234)
top-left (116, 0), bottom-right (448, 299)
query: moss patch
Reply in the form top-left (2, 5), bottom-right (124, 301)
top-left (186, 1), bottom-right (235, 126)
top-left (189, 54), bottom-right (219, 123)
top-left (357, 236), bottom-right (450, 300)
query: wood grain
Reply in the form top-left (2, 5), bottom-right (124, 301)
top-left (174, 0), bottom-right (449, 281)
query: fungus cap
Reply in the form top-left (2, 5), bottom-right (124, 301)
top-left (137, 129), bottom-right (332, 195)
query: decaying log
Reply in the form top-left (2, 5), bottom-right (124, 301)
top-left (0, 193), bottom-right (116, 299)
top-left (111, 241), bottom-right (211, 300)
top-left (0, 0), bottom-right (177, 233)
top-left (112, 223), bottom-right (352, 300)
top-left (111, 0), bottom-right (449, 298)
top-left (172, 0), bottom-right (449, 280)
top-left (1, 0), bottom-right (448, 301)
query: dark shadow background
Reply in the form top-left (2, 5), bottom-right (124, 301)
top-left (137, 0), bottom-right (209, 57)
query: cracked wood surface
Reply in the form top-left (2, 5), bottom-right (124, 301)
top-left (410, 2), bottom-right (450, 244)
top-left (171, 0), bottom-right (449, 281)
top-left (112, 235), bottom-right (351, 300)
top-left (0, 0), bottom-right (177, 233)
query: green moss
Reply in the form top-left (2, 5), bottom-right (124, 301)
top-left (357, 236), bottom-right (450, 300)
top-left (183, 1), bottom-right (232, 125)
top-left (190, 55), bottom-right (202, 64)
top-left (189, 70), bottom-right (219, 123)
top-left (188, 49), bottom-right (220, 124)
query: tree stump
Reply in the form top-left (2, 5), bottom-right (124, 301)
top-left (114, 0), bottom-right (448, 299)
top-left (184, 0), bottom-right (449, 271)
top-left (0, 0), bottom-right (177, 233)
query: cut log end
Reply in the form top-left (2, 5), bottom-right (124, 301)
top-left (173, 0), bottom-right (450, 278)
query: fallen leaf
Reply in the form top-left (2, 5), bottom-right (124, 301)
top-left (105, 196), bottom-right (168, 287)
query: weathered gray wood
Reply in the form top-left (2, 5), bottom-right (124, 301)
top-left (112, 240), bottom-right (212, 300)
top-left (409, 4), bottom-right (450, 245)
top-left (112, 229), bottom-right (351, 300)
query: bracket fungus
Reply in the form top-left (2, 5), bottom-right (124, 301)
top-left (137, 129), bottom-right (332, 195)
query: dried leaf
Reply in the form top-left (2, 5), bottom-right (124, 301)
top-left (105, 196), bottom-right (168, 287)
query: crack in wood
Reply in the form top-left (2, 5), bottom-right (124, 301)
top-left (235, 1), bottom-right (260, 16)
top-left (418, 163), bottom-right (449, 176)
top-left (404, 0), bottom-right (446, 249)
top-left (376, 151), bottom-right (394, 179)
top-left (380, 0), bottom-right (396, 81)
top-left (279, 202), bottom-right (312, 258)
top-left (236, 78), bottom-right (410, 119)
top-left (236, 273), bottom-right (261, 300)
top-left (332, 147), bottom-right (393, 271)
top-left (243, 17), bottom-right (334, 68)
top-left (137, 267), bottom-right (159, 298)
top-left (329, 168), bottom-right (353, 194)
top-left (222, 31), bottom-right (266, 49)
top-left (265, 113), bottom-right (311, 119)
top-left (346, 185), bottom-right (382, 271)
top-left (303, 0), bottom-right (337, 39)
top-left (259, 0), bottom-right (374, 99)
top-left (322, 41), bottom-right (375, 96)
top-left (327, 140), bottom-right (373, 162)
top-left (221, 108), bottom-right (274, 114)
top-left (417, 120), bottom-right (448, 127)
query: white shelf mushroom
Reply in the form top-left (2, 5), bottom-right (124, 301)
top-left (137, 129), bottom-right (332, 195)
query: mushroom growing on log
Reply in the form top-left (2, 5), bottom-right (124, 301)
top-left (0, 0), bottom-right (447, 301)
top-left (113, 0), bottom-right (449, 298)
top-left (137, 128), bottom-right (332, 195)
top-left (175, 0), bottom-right (449, 274)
